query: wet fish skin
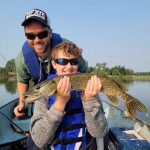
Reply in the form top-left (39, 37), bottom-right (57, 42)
top-left (25, 73), bottom-right (147, 120)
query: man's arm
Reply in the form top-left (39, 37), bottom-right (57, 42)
top-left (14, 82), bottom-right (29, 117)
top-left (14, 52), bottom-right (31, 117)
top-left (17, 82), bottom-right (29, 103)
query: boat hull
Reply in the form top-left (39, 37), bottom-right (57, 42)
top-left (0, 98), bottom-right (150, 149)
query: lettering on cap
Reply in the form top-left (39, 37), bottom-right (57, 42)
top-left (25, 9), bottom-right (46, 20)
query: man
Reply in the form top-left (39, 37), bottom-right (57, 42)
top-left (14, 9), bottom-right (88, 117)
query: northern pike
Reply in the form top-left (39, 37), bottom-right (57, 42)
top-left (25, 73), bottom-right (147, 120)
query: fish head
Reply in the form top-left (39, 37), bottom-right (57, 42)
top-left (25, 79), bottom-right (57, 103)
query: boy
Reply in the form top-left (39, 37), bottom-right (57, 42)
top-left (30, 41), bottom-right (108, 149)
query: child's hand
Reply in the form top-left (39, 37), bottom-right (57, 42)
top-left (56, 76), bottom-right (71, 101)
top-left (83, 75), bottom-right (102, 101)
top-left (54, 76), bottom-right (71, 112)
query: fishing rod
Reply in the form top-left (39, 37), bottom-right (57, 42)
top-left (0, 50), bottom-right (12, 67)
top-left (0, 51), bottom-right (8, 62)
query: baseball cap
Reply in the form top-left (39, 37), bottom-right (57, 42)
top-left (21, 9), bottom-right (50, 28)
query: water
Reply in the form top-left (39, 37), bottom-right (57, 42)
top-left (0, 77), bottom-right (150, 123)
top-left (100, 79), bottom-right (150, 123)
top-left (0, 77), bottom-right (17, 106)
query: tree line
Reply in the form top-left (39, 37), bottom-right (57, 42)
top-left (88, 63), bottom-right (150, 76)
top-left (0, 59), bottom-right (150, 76)
top-left (0, 59), bottom-right (16, 76)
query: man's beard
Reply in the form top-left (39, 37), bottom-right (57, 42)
top-left (35, 41), bottom-right (50, 53)
top-left (43, 43), bottom-right (50, 53)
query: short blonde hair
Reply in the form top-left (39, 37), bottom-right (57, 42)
top-left (51, 41), bottom-right (82, 59)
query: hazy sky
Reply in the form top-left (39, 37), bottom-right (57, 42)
top-left (0, 0), bottom-right (150, 72)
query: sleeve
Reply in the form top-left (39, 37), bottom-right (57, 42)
top-left (82, 95), bottom-right (108, 138)
top-left (30, 98), bottom-right (65, 148)
top-left (15, 52), bottom-right (31, 83)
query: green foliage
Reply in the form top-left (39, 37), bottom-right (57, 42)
top-left (88, 62), bottom-right (149, 76)
top-left (5, 59), bottom-right (16, 73)
top-left (0, 67), bottom-right (7, 75)
top-left (0, 59), bottom-right (16, 76)
top-left (0, 59), bottom-right (150, 77)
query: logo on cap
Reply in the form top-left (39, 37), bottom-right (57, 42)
top-left (25, 9), bottom-right (46, 20)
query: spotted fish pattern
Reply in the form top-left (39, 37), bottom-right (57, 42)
top-left (25, 73), bottom-right (147, 120)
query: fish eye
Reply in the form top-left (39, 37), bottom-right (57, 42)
top-left (35, 85), bottom-right (40, 90)
top-left (51, 80), bottom-right (55, 84)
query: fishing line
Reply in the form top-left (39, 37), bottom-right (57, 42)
top-left (0, 50), bottom-right (12, 67)
top-left (0, 51), bottom-right (8, 62)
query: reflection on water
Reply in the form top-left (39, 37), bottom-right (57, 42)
top-left (0, 76), bottom-right (17, 106)
top-left (0, 76), bottom-right (17, 93)
top-left (5, 80), bottom-right (17, 94)
top-left (0, 76), bottom-right (150, 123)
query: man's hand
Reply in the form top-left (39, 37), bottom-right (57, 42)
top-left (14, 102), bottom-right (25, 117)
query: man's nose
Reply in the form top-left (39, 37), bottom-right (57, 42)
top-left (34, 36), bottom-right (41, 41)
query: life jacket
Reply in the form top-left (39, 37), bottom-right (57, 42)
top-left (22, 33), bottom-right (62, 84)
top-left (47, 74), bottom-right (87, 150)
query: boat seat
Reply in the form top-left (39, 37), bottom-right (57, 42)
top-left (104, 127), bottom-right (150, 150)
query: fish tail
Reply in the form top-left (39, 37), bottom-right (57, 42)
top-left (121, 93), bottom-right (148, 120)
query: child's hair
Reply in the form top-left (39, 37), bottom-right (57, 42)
top-left (51, 41), bottom-right (82, 59)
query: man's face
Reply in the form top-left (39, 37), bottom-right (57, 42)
top-left (25, 21), bottom-right (51, 56)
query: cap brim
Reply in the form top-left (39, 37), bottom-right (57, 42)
top-left (21, 17), bottom-right (49, 28)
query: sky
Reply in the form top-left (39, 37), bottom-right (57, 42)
top-left (0, 0), bottom-right (150, 72)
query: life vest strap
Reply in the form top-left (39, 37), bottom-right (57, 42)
top-left (66, 108), bottom-right (82, 116)
top-left (51, 137), bottom-right (83, 145)
top-left (57, 123), bottom-right (86, 132)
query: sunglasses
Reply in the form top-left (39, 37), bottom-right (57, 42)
top-left (25, 30), bottom-right (49, 40)
top-left (55, 58), bottom-right (79, 66)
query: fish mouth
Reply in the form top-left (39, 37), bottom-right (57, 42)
top-left (25, 95), bottom-right (47, 103)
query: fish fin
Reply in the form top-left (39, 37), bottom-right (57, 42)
top-left (106, 95), bottom-right (120, 106)
top-left (125, 103), bottom-right (136, 120)
top-left (122, 93), bottom-right (148, 120)
top-left (113, 78), bottom-right (128, 91)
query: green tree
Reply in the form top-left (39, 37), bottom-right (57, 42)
top-left (5, 59), bottom-right (16, 73)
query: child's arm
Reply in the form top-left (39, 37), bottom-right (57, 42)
top-left (30, 98), bottom-right (66, 148)
top-left (82, 96), bottom-right (108, 138)
top-left (30, 76), bottom-right (71, 148)
top-left (82, 75), bottom-right (108, 138)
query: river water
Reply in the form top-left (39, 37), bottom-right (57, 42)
top-left (0, 77), bottom-right (150, 123)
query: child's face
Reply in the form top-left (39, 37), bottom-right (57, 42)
top-left (52, 49), bottom-right (79, 75)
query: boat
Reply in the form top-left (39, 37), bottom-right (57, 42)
top-left (0, 98), bottom-right (150, 150)
top-left (0, 98), bottom-right (31, 150)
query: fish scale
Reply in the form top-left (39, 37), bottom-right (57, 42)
top-left (25, 73), bottom-right (148, 120)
